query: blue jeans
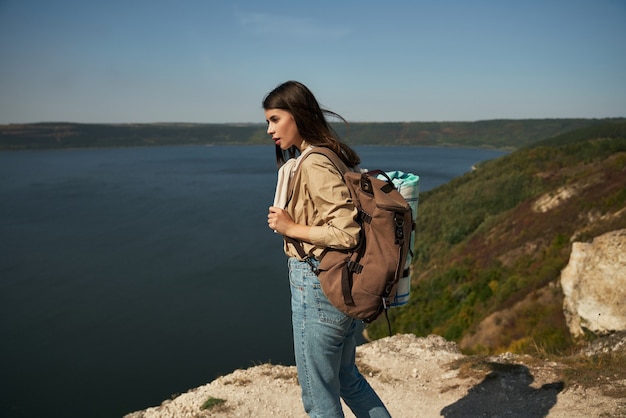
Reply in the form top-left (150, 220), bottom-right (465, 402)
top-left (288, 257), bottom-right (391, 418)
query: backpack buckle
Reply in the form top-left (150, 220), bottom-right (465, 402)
top-left (303, 256), bottom-right (320, 274)
top-left (360, 175), bottom-right (373, 193)
top-left (347, 260), bottom-right (363, 274)
top-left (394, 213), bottom-right (405, 244)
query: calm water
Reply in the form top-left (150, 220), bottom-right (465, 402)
top-left (0, 145), bottom-right (507, 418)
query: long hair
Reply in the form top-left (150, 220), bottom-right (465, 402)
top-left (262, 81), bottom-right (360, 168)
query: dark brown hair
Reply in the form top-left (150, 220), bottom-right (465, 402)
top-left (263, 80), bottom-right (360, 168)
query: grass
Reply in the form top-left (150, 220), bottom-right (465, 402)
top-left (558, 351), bottom-right (626, 399)
top-left (200, 396), bottom-right (227, 411)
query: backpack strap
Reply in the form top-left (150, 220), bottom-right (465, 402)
top-left (283, 147), bottom-right (349, 267)
top-left (305, 146), bottom-right (349, 174)
top-left (285, 147), bottom-right (348, 198)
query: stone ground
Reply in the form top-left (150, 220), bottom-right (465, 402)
top-left (125, 334), bottom-right (626, 418)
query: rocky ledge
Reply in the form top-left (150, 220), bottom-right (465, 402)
top-left (125, 333), bottom-right (626, 418)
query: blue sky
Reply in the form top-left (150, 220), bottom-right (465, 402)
top-left (1, 0), bottom-right (625, 124)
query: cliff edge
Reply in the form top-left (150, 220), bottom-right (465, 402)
top-left (125, 333), bottom-right (625, 418)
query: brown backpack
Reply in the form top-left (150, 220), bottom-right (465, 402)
top-left (286, 147), bottom-right (414, 327)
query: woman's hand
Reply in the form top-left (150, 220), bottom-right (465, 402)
top-left (268, 206), bottom-right (293, 235)
top-left (268, 206), bottom-right (311, 241)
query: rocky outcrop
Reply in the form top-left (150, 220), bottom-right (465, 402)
top-left (561, 229), bottom-right (626, 338)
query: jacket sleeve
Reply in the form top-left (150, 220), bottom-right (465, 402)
top-left (300, 154), bottom-right (360, 249)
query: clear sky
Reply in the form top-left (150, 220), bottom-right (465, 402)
top-left (1, 0), bottom-right (625, 124)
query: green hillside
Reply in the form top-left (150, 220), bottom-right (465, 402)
top-left (367, 122), bottom-right (626, 355)
top-left (1, 119), bottom-right (623, 150)
top-left (0, 123), bottom-right (265, 150)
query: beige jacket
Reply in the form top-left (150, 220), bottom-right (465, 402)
top-left (284, 152), bottom-right (360, 259)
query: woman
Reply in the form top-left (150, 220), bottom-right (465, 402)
top-left (265, 81), bottom-right (391, 418)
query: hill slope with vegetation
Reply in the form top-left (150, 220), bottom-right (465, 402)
top-left (1, 118), bottom-right (623, 150)
top-left (367, 122), bottom-right (626, 355)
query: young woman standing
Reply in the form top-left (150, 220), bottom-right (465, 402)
top-left (264, 81), bottom-right (391, 418)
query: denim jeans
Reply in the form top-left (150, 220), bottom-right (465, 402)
top-left (288, 257), bottom-right (392, 418)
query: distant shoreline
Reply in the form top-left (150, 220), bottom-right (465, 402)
top-left (2, 118), bottom-right (623, 151)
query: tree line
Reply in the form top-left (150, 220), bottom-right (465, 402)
top-left (1, 118), bottom-right (624, 150)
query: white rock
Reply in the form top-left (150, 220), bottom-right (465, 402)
top-left (561, 229), bottom-right (626, 337)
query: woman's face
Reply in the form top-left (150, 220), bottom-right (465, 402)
top-left (265, 108), bottom-right (303, 151)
